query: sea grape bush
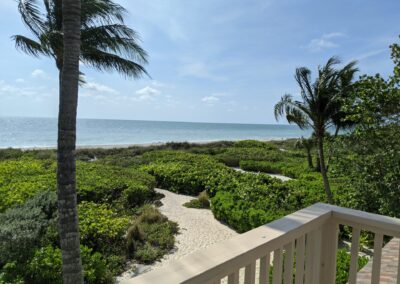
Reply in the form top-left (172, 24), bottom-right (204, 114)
top-left (78, 201), bottom-right (131, 254)
top-left (0, 159), bottom-right (56, 211)
top-left (0, 158), bottom-right (156, 212)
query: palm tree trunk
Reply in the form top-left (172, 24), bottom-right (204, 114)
top-left (57, 0), bottom-right (83, 283)
top-left (306, 148), bottom-right (314, 168)
top-left (317, 135), bottom-right (334, 204)
top-left (326, 126), bottom-right (340, 171)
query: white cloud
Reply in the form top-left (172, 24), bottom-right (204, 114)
top-left (84, 82), bottom-right (118, 95)
top-left (134, 86), bottom-right (161, 102)
top-left (201, 96), bottom-right (220, 103)
top-left (135, 94), bottom-right (155, 102)
top-left (179, 62), bottom-right (227, 82)
top-left (136, 86), bottom-right (161, 96)
top-left (356, 48), bottom-right (387, 61)
top-left (0, 80), bottom-right (52, 98)
top-left (15, 78), bottom-right (25, 84)
top-left (307, 32), bottom-right (345, 52)
top-left (211, 92), bottom-right (229, 97)
top-left (31, 69), bottom-right (47, 78)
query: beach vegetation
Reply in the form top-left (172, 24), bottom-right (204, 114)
top-left (126, 205), bottom-right (178, 264)
top-left (0, 159), bottom-right (176, 283)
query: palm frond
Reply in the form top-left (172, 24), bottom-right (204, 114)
top-left (81, 24), bottom-right (148, 64)
top-left (18, 0), bottom-right (45, 37)
top-left (12, 35), bottom-right (50, 57)
top-left (82, 0), bottom-right (127, 26)
top-left (295, 67), bottom-right (315, 105)
top-left (81, 48), bottom-right (149, 78)
top-left (274, 94), bottom-right (311, 129)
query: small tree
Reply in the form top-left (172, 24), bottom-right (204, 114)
top-left (295, 136), bottom-right (314, 169)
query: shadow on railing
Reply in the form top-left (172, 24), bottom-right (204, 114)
top-left (122, 203), bottom-right (400, 284)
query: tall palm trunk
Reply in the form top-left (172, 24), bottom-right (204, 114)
top-left (326, 126), bottom-right (340, 171)
top-left (305, 147), bottom-right (314, 168)
top-left (57, 0), bottom-right (83, 283)
top-left (317, 135), bottom-right (334, 204)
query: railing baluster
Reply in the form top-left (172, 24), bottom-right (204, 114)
top-left (283, 242), bottom-right (294, 284)
top-left (397, 238), bottom-right (400, 284)
top-left (319, 221), bottom-right (338, 284)
top-left (228, 269), bottom-right (240, 284)
top-left (273, 248), bottom-right (283, 284)
top-left (260, 253), bottom-right (270, 284)
top-left (348, 227), bottom-right (361, 284)
top-left (312, 228), bottom-right (322, 283)
top-left (295, 235), bottom-right (305, 284)
top-left (305, 231), bottom-right (315, 284)
top-left (244, 262), bottom-right (256, 284)
top-left (371, 233), bottom-right (383, 284)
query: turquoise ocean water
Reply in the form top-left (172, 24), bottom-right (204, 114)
top-left (0, 117), bottom-right (311, 148)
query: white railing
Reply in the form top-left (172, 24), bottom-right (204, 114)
top-left (123, 203), bottom-right (400, 284)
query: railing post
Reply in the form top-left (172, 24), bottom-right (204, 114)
top-left (319, 220), bottom-right (339, 284)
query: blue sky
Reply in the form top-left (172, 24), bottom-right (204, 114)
top-left (0, 0), bottom-right (399, 124)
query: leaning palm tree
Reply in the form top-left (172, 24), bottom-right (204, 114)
top-left (274, 57), bottom-right (357, 204)
top-left (58, 0), bottom-right (83, 282)
top-left (14, 0), bottom-right (148, 282)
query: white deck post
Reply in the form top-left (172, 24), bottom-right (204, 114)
top-left (319, 220), bottom-right (339, 284)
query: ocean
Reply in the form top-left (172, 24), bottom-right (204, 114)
top-left (0, 117), bottom-right (311, 148)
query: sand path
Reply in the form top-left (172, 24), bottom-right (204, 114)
top-left (116, 188), bottom-right (238, 282)
top-left (232, 167), bottom-right (292, 181)
top-left (152, 188), bottom-right (238, 267)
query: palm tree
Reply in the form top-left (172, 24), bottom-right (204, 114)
top-left (57, 0), bottom-right (83, 282)
top-left (14, 0), bottom-right (148, 282)
top-left (274, 57), bottom-right (357, 204)
top-left (295, 136), bottom-right (314, 169)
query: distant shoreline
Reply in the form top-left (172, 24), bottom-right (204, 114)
top-left (1, 137), bottom-right (297, 151)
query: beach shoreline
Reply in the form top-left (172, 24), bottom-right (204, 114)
top-left (1, 137), bottom-right (297, 151)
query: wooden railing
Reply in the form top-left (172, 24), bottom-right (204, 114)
top-left (123, 203), bottom-right (400, 284)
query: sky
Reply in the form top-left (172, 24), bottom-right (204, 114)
top-left (0, 0), bottom-right (399, 124)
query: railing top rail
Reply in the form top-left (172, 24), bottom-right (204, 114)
top-left (318, 203), bottom-right (400, 237)
top-left (122, 203), bottom-right (400, 284)
top-left (125, 203), bottom-right (332, 284)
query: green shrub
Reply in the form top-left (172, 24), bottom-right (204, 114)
top-left (240, 159), bottom-right (312, 179)
top-left (76, 162), bottom-right (156, 207)
top-left (233, 140), bottom-right (278, 149)
top-left (26, 245), bottom-right (112, 284)
top-left (336, 249), bottom-right (369, 284)
top-left (0, 159), bottom-right (156, 212)
top-left (78, 201), bottom-right (131, 254)
top-left (127, 205), bottom-right (178, 264)
top-left (183, 191), bottom-right (210, 209)
top-left (0, 261), bottom-right (25, 284)
top-left (0, 190), bottom-right (58, 265)
top-left (240, 160), bottom-right (282, 174)
top-left (0, 159), bottom-right (56, 212)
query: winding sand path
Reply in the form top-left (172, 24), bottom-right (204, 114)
top-left (152, 188), bottom-right (238, 268)
top-left (232, 167), bottom-right (292, 181)
top-left (116, 188), bottom-right (238, 282)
